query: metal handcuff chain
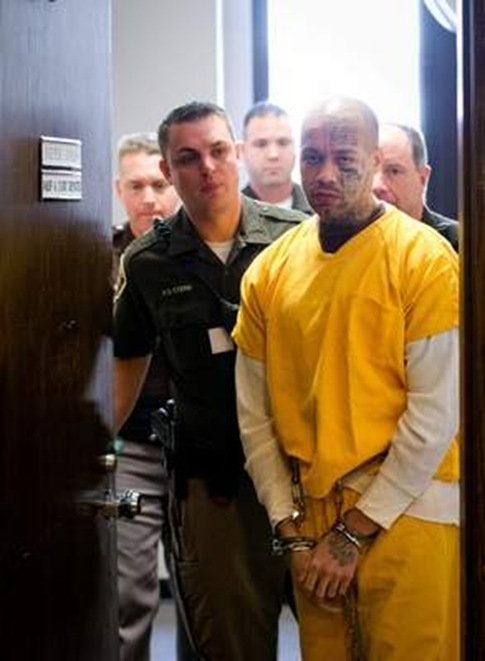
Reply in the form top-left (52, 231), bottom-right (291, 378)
top-left (287, 461), bottom-right (371, 661)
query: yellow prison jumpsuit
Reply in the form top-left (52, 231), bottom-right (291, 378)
top-left (233, 209), bottom-right (459, 660)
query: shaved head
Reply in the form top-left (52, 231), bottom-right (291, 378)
top-left (302, 97), bottom-right (379, 153)
top-left (300, 96), bottom-right (380, 224)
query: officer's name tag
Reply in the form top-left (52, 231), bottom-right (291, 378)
top-left (208, 327), bottom-right (235, 354)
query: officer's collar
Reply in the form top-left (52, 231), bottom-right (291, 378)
top-left (165, 208), bottom-right (207, 257)
top-left (166, 197), bottom-right (274, 257)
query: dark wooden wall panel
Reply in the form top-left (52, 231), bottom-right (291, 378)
top-left (0, 1), bottom-right (115, 659)
top-left (459, 0), bottom-right (485, 658)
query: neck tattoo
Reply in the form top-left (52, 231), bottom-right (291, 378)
top-left (319, 203), bottom-right (385, 253)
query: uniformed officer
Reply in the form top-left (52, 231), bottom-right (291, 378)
top-left (372, 122), bottom-right (459, 251)
top-left (113, 132), bottom-right (184, 661)
top-left (113, 102), bottom-right (306, 661)
top-left (113, 132), bottom-right (181, 277)
top-left (241, 101), bottom-right (313, 215)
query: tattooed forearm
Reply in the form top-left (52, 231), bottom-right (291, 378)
top-left (325, 531), bottom-right (359, 566)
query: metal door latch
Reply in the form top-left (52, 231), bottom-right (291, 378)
top-left (77, 489), bottom-right (141, 520)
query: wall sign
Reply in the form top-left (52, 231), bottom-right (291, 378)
top-left (41, 169), bottom-right (82, 200)
top-left (39, 136), bottom-right (82, 201)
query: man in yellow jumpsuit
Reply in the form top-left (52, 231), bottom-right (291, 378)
top-left (232, 97), bottom-right (459, 660)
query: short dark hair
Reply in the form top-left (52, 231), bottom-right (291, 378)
top-left (243, 101), bottom-right (288, 135)
top-left (157, 101), bottom-right (236, 158)
top-left (392, 124), bottom-right (429, 169)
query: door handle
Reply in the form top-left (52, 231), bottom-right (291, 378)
top-left (77, 489), bottom-right (141, 520)
top-left (116, 489), bottom-right (142, 519)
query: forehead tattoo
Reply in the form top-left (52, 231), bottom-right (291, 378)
top-left (329, 121), bottom-right (359, 147)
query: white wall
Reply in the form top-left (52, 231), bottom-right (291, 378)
top-left (267, 0), bottom-right (421, 133)
top-left (222, 0), bottom-right (254, 137)
top-left (112, 0), bottom-right (253, 224)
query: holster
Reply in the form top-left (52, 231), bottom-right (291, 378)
top-left (151, 401), bottom-right (205, 659)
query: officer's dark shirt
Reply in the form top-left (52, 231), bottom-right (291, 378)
top-left (113, 222), bottom-right (170, 442)
top-left (242, 182), bottom-right (314, 216)
top-left (113, 197), bottom-right (305, 495)
top-left (421, 206), bottom-right (459, 252)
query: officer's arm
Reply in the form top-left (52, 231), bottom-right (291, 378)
top-left (114, 355), bottom-right (152, 433)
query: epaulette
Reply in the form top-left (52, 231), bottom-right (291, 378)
top-left (112, 224), bottom-right (129, 249)
top-left (250, 198), bottom-right (307, 224)
top-left (112, 223), bottom-right (125, 237)
top-left (112, 224), bottom-right (131, 254)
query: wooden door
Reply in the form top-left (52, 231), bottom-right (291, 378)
top-left (460, 0), bottom-right (485, 658)
top-left (0, 1), bottom-right (116, 659)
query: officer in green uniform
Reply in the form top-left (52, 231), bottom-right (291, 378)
top-left (241, 101), bottom-right (314, 215)
top-left (113, 102), bottom-right (306, 661)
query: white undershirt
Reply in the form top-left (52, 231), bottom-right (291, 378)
top-left (275, 195), bottom-right (293, 209)
top-left (205, 239), bottom-right (234, 264)
top-left (235, 329), bottom-right (459, 530)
